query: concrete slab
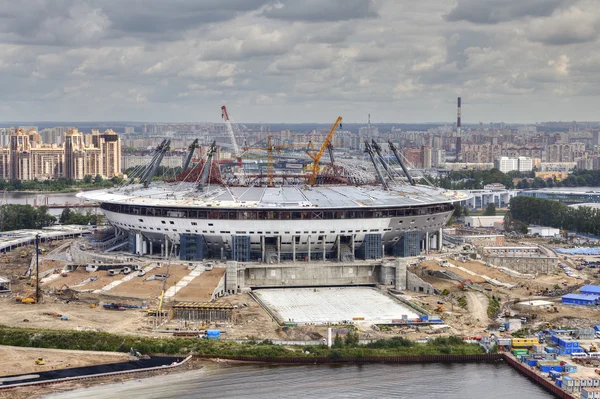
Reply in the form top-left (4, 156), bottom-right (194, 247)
top-left (254, 287), bottom-right (419, 325)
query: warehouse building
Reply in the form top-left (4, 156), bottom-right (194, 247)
top-left (580, 285), bottom-right (600, 296)
top-left (562, 294), bottom-right (600, 306)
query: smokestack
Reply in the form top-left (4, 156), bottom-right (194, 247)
top-left (457, 97), bottom-right (461, 135)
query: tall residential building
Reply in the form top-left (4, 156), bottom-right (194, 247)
top-left (494, 156), bottom-right (533, 173)
top-left (2, 128), bottom-right (122, 181)
top-left (421, 146), bottom-right (432, 169)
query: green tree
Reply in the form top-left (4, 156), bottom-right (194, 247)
top-left (484, 203), bottom-right (497, 216)
top-left (0, 204), bottom-right (55, 230)
top-left (94, 174), bottom-right (103, 183)
top-left (345, 330), bottom-right (360, 347)
top-left (83, 175), bottom-right (92, 184)
top-left (453, 205), bottom-right (463, 218)
top-left (59, 208), bottom-right (73, 224)
top-left (332, 334), bottom-right (343, 349)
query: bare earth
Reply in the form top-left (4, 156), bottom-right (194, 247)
top-left (0, 346), bottom-right (129, 377)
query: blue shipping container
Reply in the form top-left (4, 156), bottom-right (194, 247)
top-left (207, 330), bottom-right (221, 338)
top-left (526, 359), bottom-right (538, 367)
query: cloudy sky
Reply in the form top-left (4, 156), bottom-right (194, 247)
top-left (1, 0), bottom-right (598, 123)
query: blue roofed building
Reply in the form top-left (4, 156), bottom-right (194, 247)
top-left (580, 285), bottom-right (600, 296)
top-left (562, 294), bottom-right (600, 306)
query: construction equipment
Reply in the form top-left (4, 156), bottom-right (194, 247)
top-left (182, 139), bottom-right (199, 172)
top-left (589, 344), bottom-right (598, 352)
top-left (35, 358), bottom-right (45, 365)
top-left (505, 310), bottom-right (511, 317)
top-left (242, 137), bottom-right (312, 186)
top-left (221, 105), bottom-right (241, 161)
top-left (306, 116), bottom-right (342, 186)
top-left (388, 141), bottom-right (416, 185)
top-left (20, 251), bottom-right (28, 258)
top-left (436, 304), bottom-right (445, 312)
top-left (457, 279), bottom-right (473, 290)
top-left (198, 141), bottom-right (218, 190)
top-left (16, 278), bottom-right (36, 304)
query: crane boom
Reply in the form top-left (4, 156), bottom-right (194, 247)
top-left (306, 116), bottom-right (342, 186)
top-left (221, 105), bottom-right (240, 157)
top-left (182, 139), bottom-right (199, 171)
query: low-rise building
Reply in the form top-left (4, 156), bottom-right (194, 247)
top-left (528, 226), bottom-right (560, 237)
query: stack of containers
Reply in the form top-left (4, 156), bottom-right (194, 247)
top-left (537, 361), bottom-right (563, 372)
top-left (513, 348), bottom-right (529, 357)
top-left (562, 377), bottom-right (600, 393)
top-left (556, 337), bottom-right (584, 355)
top-left (532, 344), bottom-right (544, 353)
top-left (563, 364), bottom-right (578, 373)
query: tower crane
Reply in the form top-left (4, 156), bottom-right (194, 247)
top-left (221, 105), bottom-right (242, 166)
top-left (306, 116), bottom-right (342, 186)
top-left (243, 137), bottom-right (309, 186)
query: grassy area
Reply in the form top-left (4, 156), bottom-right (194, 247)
top-left (487, 297), bottom-right (500, 317)
top-left (0, 325), bottom-right (485, 358)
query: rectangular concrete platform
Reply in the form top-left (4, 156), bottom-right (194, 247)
top-left (253, 287), bottom-right (419, 325)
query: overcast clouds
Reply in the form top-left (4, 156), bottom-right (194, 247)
top-left (1, 0), bottom-right (599, 123)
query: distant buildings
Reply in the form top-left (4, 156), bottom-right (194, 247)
top-left (0, 128), bottom-right (122, 181)
top-left (494, 156), bottom-right (533, 173)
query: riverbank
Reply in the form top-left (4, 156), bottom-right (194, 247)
top-left (0, 325), bottom-right (486, 359)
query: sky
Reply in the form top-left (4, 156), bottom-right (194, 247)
top-left (1, 0), bottom-right (599, 124)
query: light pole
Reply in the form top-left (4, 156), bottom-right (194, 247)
top-left (35, 233), bottom-right (40, 304)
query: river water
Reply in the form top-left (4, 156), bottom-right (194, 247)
top-left (45, 363), bottom-right (553, 399)
top-left (4, 191), bottom-right (91, 216)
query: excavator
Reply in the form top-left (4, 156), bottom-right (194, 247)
top-left (457, 279), bottom-right (473, 290)
top-left (16, 278), bottom-right (37, 304)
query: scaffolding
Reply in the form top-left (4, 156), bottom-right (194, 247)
top-left (232, 235), bottom-right (251, 262)
top-left (359, 234), bottom-right (382, 260)
top-left (180, 234), bottom-right (208, 261)
top-left (394, 231), bottom-right (421, 257)
top-left (171, 301), bottom-right (234, 322)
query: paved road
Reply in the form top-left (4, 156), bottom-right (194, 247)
top-left (465, 291), bottom-right (489, 326)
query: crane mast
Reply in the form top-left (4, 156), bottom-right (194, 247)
top-left (388, 141), bottom-right (416, 186)
top-left (221, 105), bottom-right (241, 159)
top-left (306, 116), bottom-right (342, 186)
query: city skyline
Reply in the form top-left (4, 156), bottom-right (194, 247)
top-left (1, 0), bottom-right (599, 123)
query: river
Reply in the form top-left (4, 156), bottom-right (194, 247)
top-left (44, 362), bottom-right (553, 399)
top-left (4, 191), bottom-right (91, 216)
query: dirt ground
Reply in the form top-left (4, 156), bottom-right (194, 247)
top-left (0, 296), bottom-right (153, 336)
top-left (175, 268), bottom-right (225, 301)
top-left (0, 346), bottom-right (130, 377)
top-left (109, 265), bottom-right (191, 298)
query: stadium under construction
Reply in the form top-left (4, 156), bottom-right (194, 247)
top-left (80, 111), bottom-right (467, 267)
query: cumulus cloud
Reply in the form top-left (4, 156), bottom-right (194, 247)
top-left (445, 0), bottom-right (568, 24)
top-left (262, 0), bottom-right (378, 21)
top-left (527, 6), bottom-right (600, 45)
top-left (0, 0), bottom-right (598, 123)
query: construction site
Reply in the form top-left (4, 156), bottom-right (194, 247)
top-left (0, 222), bottom-right (597, 342)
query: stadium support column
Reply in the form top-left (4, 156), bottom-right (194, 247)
top-left (277, 236), bottom-right (281, 264)
top-left (351, 237), bottom-right (355, 260)
top-left (336, 235), bottom-right (341, 261)
top-left (307, 235), bottom-right (311, 263)
top-left (261, 236), bottom-right (265, 263)
top-left (425, 232), bottom-right (429, 254)
top-left (292, 236), bottom-right (296, 262)
top-left (438, 228), bottom-right (443, 251)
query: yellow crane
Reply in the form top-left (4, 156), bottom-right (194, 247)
top-left (243, 137), bottom-right (311, 186)
top-left (306, 116), bottom-right (342, 186)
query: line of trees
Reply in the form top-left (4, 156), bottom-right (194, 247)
top-left (59, 208), bottom-right (98, 226)
top-left (0, 204), bottom-right (56, 231)
top-left (508, 196), bottom-right (600, 235)
top-left (0, 176), bottom-right (123, 192)
top-left (431, 168), bottom-right (600, 191)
